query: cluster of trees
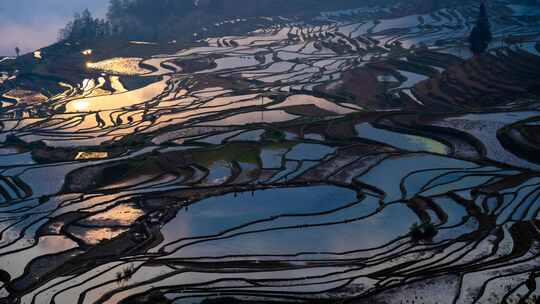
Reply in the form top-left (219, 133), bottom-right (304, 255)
top-left (59, 0), bottom-right (200, 42)
top-left (106, 0), bottom-right (197, 39)
top-left (59, 9), bottom-right (112, 41)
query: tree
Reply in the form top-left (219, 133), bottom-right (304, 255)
top-left (468, 2), bottom-right (492, 56)
top-left (104, 0), bottom-right (196, 40)
top-left (59, 9), bottom-right (111, 42)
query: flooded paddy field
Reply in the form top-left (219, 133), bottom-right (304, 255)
top-left (0, 0), bottom-right (540, 303)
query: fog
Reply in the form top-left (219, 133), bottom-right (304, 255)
top-left (0, 0), bottom-right (109, 55)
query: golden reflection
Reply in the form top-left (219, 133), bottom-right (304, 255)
top-left (75, 151), bottom-right (109, 160)
top-left (85, 57), bottom-right (150, 75)
top-left (71, 100), bottom-right (90, 112)
top-left (65, 77), bottom-right (167, 112)
top-left (40, 235), bottom-right (78, 251)
top-left (86, 88), bottom-right (111, 98)
top-left (3, 89), bottom-right (48, 104)
top-left (84, 204), bottom-right (144, 226)
top-left (109, 76), bottom-right (127, 93)
top-left (33, 50), bottom-right (42, 59)
top-left (81, 49), bottom-right (93, 56)
top-left (73, 227), bottom-right (128, 245)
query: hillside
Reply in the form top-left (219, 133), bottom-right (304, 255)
top-left (1, 1), bottom-right (540, 303)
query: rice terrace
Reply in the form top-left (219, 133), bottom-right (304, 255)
top-left (0, 0), bottom-right (540, 303)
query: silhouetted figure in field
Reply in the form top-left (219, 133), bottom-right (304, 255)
top-left (15, 47), bottom-right (20, 57)
top-left (468, 3), bottom-right (492, 56)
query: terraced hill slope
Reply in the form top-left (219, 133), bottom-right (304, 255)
top-left (0, 1), bottom-right (539, 304)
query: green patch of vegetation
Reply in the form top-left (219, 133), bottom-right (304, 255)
top-left (193, 143), bottom-right (260, 166)
top-left (261, 128), bottom-right (285, 143)
top-left (262, 140), bottom-right (296, 152)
